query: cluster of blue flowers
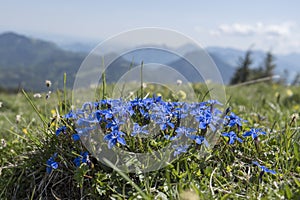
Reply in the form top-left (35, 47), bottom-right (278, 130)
top-left (46, 96), bottom-right (276, 176)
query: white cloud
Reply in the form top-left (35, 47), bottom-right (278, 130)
top-left (211, 22), bottom-right (295, 37)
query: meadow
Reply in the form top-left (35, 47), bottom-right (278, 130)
top-left (0, 82), bottom-right (299, 199)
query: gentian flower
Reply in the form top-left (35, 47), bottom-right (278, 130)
top-left (207, 99), bottom-right (222, 106)
top-left (252, 161), bottom-right (276, 175)
top-left (72, 133), bottom-right (80, 141)
top-left (188, 135), bottom-right (209, 147)
top-left (196, 109), bottom-right (212, 129)
top-left (222, 131), bottom-right (243, 144)
top-left (172, 144), bottom-right (190, 156)
top-left (225, 112), bottom-right (246, 127)
top-left (46, 153), bottom-right (58, 174)
top-left (73, 152), bottom-right (90, 167)
top-left (155, 113), bottom-right (175, 131)
top-left (131, 123), bottom-right (149, 136)
top-left (75, 127), bottom-right (95, 136)
top-left (104, 127), bottom-right (126, 149)
top-left (56, 126), bottom-right (67, 136)
top-left (243, 128), bottom-right (266, 139)
top-left (165, 127), bottom-right (197, 140)
top-left (64, 111), bottom-right (77, 119)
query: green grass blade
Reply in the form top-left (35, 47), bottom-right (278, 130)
top-left (103, 158), bottom-right (150, 200)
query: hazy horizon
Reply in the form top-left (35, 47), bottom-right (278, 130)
top-left (1, 1), bottom-right (300, 54)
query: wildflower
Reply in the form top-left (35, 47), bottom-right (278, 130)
top-left (104, 127), bottom-right (126, 149)
top-left (188, 135), bottom-right (209, 147)
top-left (142, 83), bottom-right (147, 89)
top-left (45, 80), bottom-right (52, 87)
top-left (73, 152), bottom-right (90, 167)
top-left (225, 112), bottom-right (246, 127)
top-left (252, 161), bottom-right (276, 175)
top-left (46, 91), bottom-right (51, 99)
top-left (16, 114), bottom-right (21, 123)
top-left (177, 90), bottom-right (187, 100)
top-left (131, 123), bottom-right (149, 136)
top-left (75, 127), bottom-right (95, 136)
top-left (173, 144), bottom-right (190, 156)
top-left (64, 111), bottom-right (77, 119)
top-left (33, 93), bottom-right (42, 98)
top-left (286, 89), bottom-right (293, 97)
top-left (72, 133), bottom-right (80, 141)
top-left (0, 101), bottom-right (2, 108)
top-left (22, 128), bottom-right (28, 134)
top-left (1, 139), bottom-right (7, 148)
top-left (207, 99), bottom-right (222, 106)
top-left (222, 131), bottom-right (243, 144)
top-left (56, 126), bottom-right (67, 136)
top-left (194, 109), bottom-right (212, 130)
top-left (176, 79), bottom-right (183, 86)
top-left (155, 115), bottom-right (175, 131)
top-left (243, 128), bottom-right (266, 140)
top-left (166, 126), bottom-right (197, 140)
top-left (46, 153), bottom-right (58, 174)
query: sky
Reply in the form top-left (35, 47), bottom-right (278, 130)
top-left (1, 0), bottom-right (300, 54)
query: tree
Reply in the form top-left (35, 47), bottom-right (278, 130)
top-left (230, 50), bottom-right (253, 85)
top-left (262, 51), bottom-right (276, 82)
top-left (291, 72), bottom-right (300, 86)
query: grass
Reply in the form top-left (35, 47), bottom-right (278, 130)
top-left (0, 82), bottom-right (299, 199)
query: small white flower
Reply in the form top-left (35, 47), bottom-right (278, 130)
top-left (46, 91), bottom-right (52, 99)
top-left (142, 83), bottom-right (147, 88)
top-left (33, 93), bottom-right (42, 98)
top-left (176, 79), bottom-right (183, 86)
top-left (16, 114), bottom-right (21, 123)
top-left (45, 80), bottom-right (52, 88)
top-left (0, 101), bottom-right (2, 108)
top-left (1, 139), bottom-right (6, 148)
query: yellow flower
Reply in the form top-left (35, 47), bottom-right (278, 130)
top-left (22, 128), bottom-right (28, 134)
top-left (177, 90), bottom-right (187, 100)
top-left (51, 109), bottom-right (57, 117)
top-left (226, 165), bottom-right (232, 173)
top-left (293, 104), bottom-right (300, 111)
top-left (286, 89), bottom-right (293, 97)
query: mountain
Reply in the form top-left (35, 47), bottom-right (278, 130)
top-left (206, 46), bottom-right (300, 82)
top-left (0, 32), bottom-right (87, 91)
top-left (0, 32), bottom-right (138, 91)
top-left (0, 32), bottom-right (299, 92)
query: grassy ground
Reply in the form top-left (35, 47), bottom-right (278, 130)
top-left (0, 83), bottom-right (299, 199)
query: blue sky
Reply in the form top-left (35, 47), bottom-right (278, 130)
top-left (1, 0), bottom-right (300, 54)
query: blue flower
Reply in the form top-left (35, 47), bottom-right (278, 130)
top-left (252, 161), bottom-right (276, 175)
top-left (225, 112), bottom-right (246, 127)
top-left (73, 152), bottom-right (90, 167)
top-left (131, 123), bottom-right (149, 136)
top-left (76, 118), bottom-right (97, 126)
top-left (165, 126), bottom-right (197, 140)
top-left (64, 111), bottom-right (77, 119)
top-left (243, 128), bottom-right (266, 139)
top-left (222, 131), bottom-right (243, 144)
top-left (188, 135), bottom-right (209, 147)
top-left (207, 99), bottom-right (222, 106)
top-left (196, 109), bottom-right (212, 129)
top-left (190, 104), bottom-right (213, 130)
top-left (172, 144), bottom-right (190, 156)
top-left (55, 126), bottom-right (67, 136)
top-left (75, 127), bottom-right (95, 136)
top-left (46, 153), bottom-right (58, 174)
top-left (72, 133), bottom-right (80, 141)
top-left (154, 111), bottom-right (175, 131)
top-left (104, 128), bottom-right (126, 149)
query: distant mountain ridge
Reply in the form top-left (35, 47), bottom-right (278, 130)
top-left (0, 32), bottom-right (86, 91)
top-left (0, 32), bottom-right (299, 91)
